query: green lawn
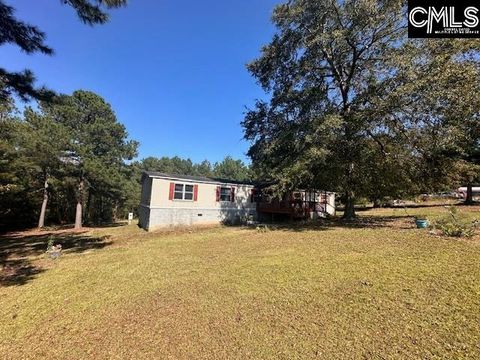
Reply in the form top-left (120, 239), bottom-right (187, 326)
top-left (1, 206), bottom-right (480, 359)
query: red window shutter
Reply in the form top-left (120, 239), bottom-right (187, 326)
top-left (216, 186), bottom-right (221, 202)
top-left (169, 182), bottom-right (175, 200)
top-left (193, 185), bottom-right (198, 201)
top-left (231, 187), bottom-right (235, 202)
top-left (251, 188), bottom-right (256, 203)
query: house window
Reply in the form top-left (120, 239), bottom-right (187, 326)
top-left (173, 183), bottom-right (194, 201)
top-left (219, 187), bottom-right (231, 202)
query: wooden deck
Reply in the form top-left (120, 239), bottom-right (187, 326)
top-left (257, 201), bottom-right (326, 219)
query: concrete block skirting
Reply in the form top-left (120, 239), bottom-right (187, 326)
top-left (139, 205), bottom-right (257, 231)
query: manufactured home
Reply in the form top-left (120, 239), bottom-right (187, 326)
top-left (139, 172), bottom-right (257, 230)
top-left (139, 172), bottom-right (336, 231)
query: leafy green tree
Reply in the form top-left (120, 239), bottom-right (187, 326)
top-left (387, 40), bottom-right (480, 201)
top-left (137, 156), bottom-right (196, 175)
top-left (42, 90), bottom-right (138, 228)
top-left (194, 160), bottom-right (213, 177)
top-left (213, 156), bottom-right (251, 181)
top-left (243, 0), bottom-right (406, 218)
top-left (64, 0), bottom-right (128, 25)
top-left (134, 156), bottom-right (250, 181)
top-left (21, 108), bottom-right (69, 228)
top-left (0, 90), bottom-right (139, 230)
top-left (0, 106), bottom-right (42, 229)
top-left (362, 139), bottom-right (418, 207)
top-left (119, 163), bottom-right (142, 217)
top-left (243, 0), bottom-right (480, 218)
top-left (0, 0), bottom-right (127, 101)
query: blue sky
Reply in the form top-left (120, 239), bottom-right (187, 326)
top-left (1, 0), bottom-right (279, 163)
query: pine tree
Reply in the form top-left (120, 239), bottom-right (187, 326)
top-left (21, 108), bottom-right (69, 228)
top-left (0, 104), bottom-right (40, 229)
top-left (194, 160), bottom-right (213, 177)
top-left (0, 0), bottom-right (127, 102)
top-left (41, 90), bottom-right (138, 228)
top-left (213, 156), bottom-right (251, 181)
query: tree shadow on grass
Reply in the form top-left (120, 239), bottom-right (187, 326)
top-left (84, 222), bottom-right (128, 229)
top-left (41, 222), bottom-right (128, 231)
top-left (0, 231), bottom-right (112, 287)
top-left (0, 258), bottom-right (45, 286)
top-left (328, 215), bottom-right (414, 228)
top-left (248, 215), bottom-right (416, 233)
top-left (339, 202), bottom-right (462, 212)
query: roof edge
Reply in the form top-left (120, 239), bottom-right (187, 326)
top-left (143, 171), bottom-right (256, 186)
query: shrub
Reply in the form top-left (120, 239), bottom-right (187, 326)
top-left (256, 225), bottom-right (270, 233)
top-left (434, 206), bottom-right (478, 238)
top-left (46, 236), bottom-right (55, 252)
top-left (46, 236), bottom-right (62, 259)
top-left (355, 197), bottom-right (369, 208)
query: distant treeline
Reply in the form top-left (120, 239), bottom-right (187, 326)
top-left (0, 91), bottom-right (251, 231)
top-left (136, 156), bottom-right (252, 181)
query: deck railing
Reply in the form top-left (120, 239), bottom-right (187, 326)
top-left (257, 200), bottom-right (327, 218)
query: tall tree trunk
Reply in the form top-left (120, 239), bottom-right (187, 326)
top-left (74, 177), bottom-right (84, 229)
top-left (38, 172), bottom-right (49, 228)
top-left (343, 159), bottom-right (357, 220)
top-left (112, 202), bottom-right (118, 223)
top-left (86, 190), bottom-right (93, 226)
top-left (75, 201), bottom-right (82, 229)
top-left (465, 183), bottom-right (474, 205)
top-left (343, 191), bottom-right (356, 220)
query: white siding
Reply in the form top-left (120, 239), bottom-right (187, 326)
top-left (140, 176), bottom-right (256, 230)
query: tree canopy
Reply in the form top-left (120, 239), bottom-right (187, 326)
top-left (133, 156), bottom-right (252, 182)
top-left (212, 156), bottom-right (251, 181)
top-left (243, 0), bottom-right (480, 218)
top-left (0, 90), bottom-right (139, 230)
